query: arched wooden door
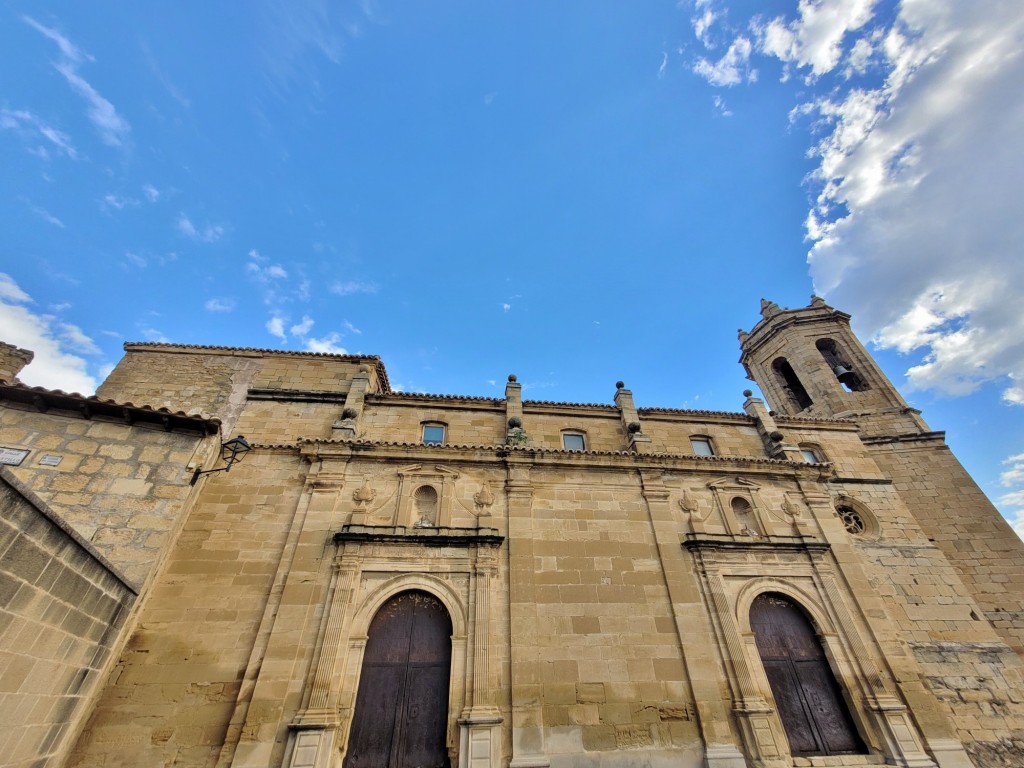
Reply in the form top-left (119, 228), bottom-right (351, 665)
top-left (750, 593), bottom-right (865, 757)
top-left (344, 591), bottom-right (453, 768)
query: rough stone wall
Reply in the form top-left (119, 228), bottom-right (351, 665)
top-left (0, 471), bottom-right (136, 768)
top-left (868, 437), bottom-right (1024, 657)
top-left (360, 398), bottom-right (507, 446)
top-left (527, 468), bottom-right (700, 763)
top-left (66, 451), bottom-right (304, 768)
top-left (641, 416), bottom-right (765, 457)
top-left (0, 341), bottom-right (33, 383)
top-left (0, 405), bottom-right (207, 588)
top-left (234, 399), bottom-right (347, 443)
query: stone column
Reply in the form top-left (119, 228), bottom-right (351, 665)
top-left (505, 459), bottom-right (549, 768)
top-left (614, 382), bottom-right (652, 453)
top-left (333, 365), bottom-right (372, 437)
top-left (638, 471), bottom-right (749, 768)
top-left (459, 544), bottom-right (503, 768)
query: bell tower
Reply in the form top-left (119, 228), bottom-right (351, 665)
top-left (738, 296), bottom-right (929, 437)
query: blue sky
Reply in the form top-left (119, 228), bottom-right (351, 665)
top-left (2, 1), bottom-right (1022, 535)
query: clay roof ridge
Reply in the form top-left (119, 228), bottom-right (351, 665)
top-left (522, 399), bottom-right (617, 410)
top-left (123, 341), bottom-right (380, 360)
top-left (773, 414), bottom-right (857, 424)
top-left (375, 392), bottom-right (504, 403)
top-left (638, 406), bottom-right (751, 419)
top-left (0, 380), bottom-right (222, 434)
top-left (0, 380), bottom-right (219, 423)
top-left (294, 437), bottom-right (806, 465)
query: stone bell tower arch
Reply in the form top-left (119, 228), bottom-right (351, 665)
top-left (738, 296), bottom-right (929, 437)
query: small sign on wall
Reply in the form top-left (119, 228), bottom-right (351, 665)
top-left (38, 454), bottom-right (63, 467)
top-left (0, 447), bottom-right (29, 466)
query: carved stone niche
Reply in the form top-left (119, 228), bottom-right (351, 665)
top-left (395, 465), bottom-right (459, 528)
top-left (707, 477), bottom-right (783, 538)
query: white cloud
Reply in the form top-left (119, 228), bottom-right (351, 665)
top-left (30, 204), bottom-right (64, 228)
top-left (0, 272), bottom-right (99, 393)
top-left (204, 297), bottom-right (236, 313)
top-left (712, 94), bottom-right (733, 117)
top-left (177, 214), bottom-right (224, 243)
top-left (266, 265), bottom-right (288, 279)
top-left (0, 108), bottom-right (78, 159)
top-left (123, 251), bottom-right (147, 269)
top-left (290, 315), bottom-right (314, 336)
top-left (657, 52), bottom-right (668, 79)
top-left (305, 333), bottom-right (348, 355)
top-left (329, 280), bottom-right (378, 296)
top-left (24, 17), bottom-right (131, 147)
top-left (800, 1), bottom-right (1024, 402)
top-left (502, 303), bottom-right (511, 312)
top-left (689, 1), bottom-right (1024, 406)
top-left (693, 36), bottom-right (756, 86)
top-left (139, 326), bottom-right (170, 343)
top-left (1000, 453), bottom-right (1024, 541)
top-left (142, 184), bottom-right (160, 202)
top-left (53, 62), bottom-right (131, 146)
top-left (343, 320), bottom-right (362, 335)
top-left (266, 316), bottom-right (287, 342)
top-left (103, 193), bottom-right (139, 211)
top-left (754, 0), bottom-right (877, 79)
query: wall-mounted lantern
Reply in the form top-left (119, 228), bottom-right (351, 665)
top-left (190, 435), bottom-right (252, 486)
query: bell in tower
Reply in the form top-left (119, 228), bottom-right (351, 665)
top-left (738, 296), bottom-right (928, 437)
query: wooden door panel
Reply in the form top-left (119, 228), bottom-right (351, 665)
top-left (763, 660), bottom-right (819, 755)
top-left (399, 665), bottom-right (451, 768)
top-left (345, 591), bottom-right (452, 768)
top-left (795, 661), bottom-right (863, 754)
top-left (345, 664), bottom-right (404, 768)
top-left (751, 593), bottom-right (865, 757)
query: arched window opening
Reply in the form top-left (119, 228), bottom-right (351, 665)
top-left (836, 505), bottom-right (866, 536)
top-left (816, 339), bottom-right (869, 392)
top-left (772, 358), bottom-right (813, 411)
top-left (345, 591), bottom-right (453, 768)
top-left (750, 593), bottom-right (865, 758)
top-left (413, 485), bottom-right (439, 527)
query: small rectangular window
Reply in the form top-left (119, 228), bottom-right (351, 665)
top-left (562, 433), bottom-right (586, 451)
top-left (801, 448), bottom-right (820, 463)
top-left (690, 437), bottom-right (714, 456)
top-left (422, 424), bottom-right (446, 445)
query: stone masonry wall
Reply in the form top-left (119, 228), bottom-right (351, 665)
top-left (0, 471), bottom-right (136, 768)
top-left (66, 450), bottom-right (305, 767)
top-left (868, 438), bottom-right (1024, 657)
top-left (0, 341), bottom-right (33, 383)
top-left (0, 405), bottom-right (208, 588)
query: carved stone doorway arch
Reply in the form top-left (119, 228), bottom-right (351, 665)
top-left (750, 592), bottom-right (865, 758)
top-left (344, 590), bottom-right (453, 768)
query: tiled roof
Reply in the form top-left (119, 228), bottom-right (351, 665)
top-left (0, 380), bottom-right (220, 435)
top-left (639, 407), bottom-right (752, 420)
top-left (294, 436), bottom-right (809, 467)
top-left (370, 392), bottom-right (504, 404)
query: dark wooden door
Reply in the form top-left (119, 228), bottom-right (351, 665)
top-left (750, 593), bottom-right (865, 757)
top-left (345, 591), bottom-right (453, 768)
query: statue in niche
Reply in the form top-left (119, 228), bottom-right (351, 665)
top-left (413, 484), bottom-right (439, 528)
top-left (731, 496), bottom-right (761, 537)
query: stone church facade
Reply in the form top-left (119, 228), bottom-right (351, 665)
top-left (1, 297), bottom-right (1023, 768)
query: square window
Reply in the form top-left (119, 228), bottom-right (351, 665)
top-left (422, 424), bottom-right (446, 445)
top-left (690, 437), bottom-right (714, 456)
top-left (563, 433), bottom-right (586, 451)
top-left (801, 448), bottom-right (820, 463)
